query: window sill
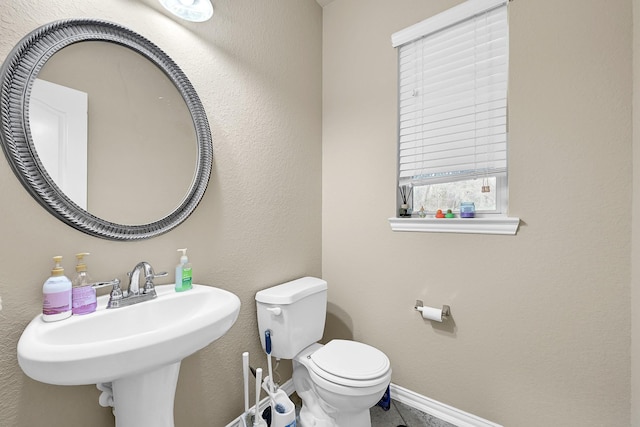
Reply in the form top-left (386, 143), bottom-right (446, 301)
top-left (388, 216), bottom-right (520, 235)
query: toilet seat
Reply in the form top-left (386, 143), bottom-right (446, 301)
top-left (307, 340), bottom-right (390, 388)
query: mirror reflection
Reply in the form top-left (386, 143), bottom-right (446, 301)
top-left (31, 41), bottom-right (197, 225)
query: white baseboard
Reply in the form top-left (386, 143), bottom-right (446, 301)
top-left (389, 383), bottom-right (503, 427)
top-left (224, 380), bottom-right (501, 427)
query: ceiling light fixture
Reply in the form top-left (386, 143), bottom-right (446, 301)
top-left (158, 0), bottom-right (213, 22)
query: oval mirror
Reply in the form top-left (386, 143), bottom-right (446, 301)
top-left (0, 19), bottom-right (212, 240)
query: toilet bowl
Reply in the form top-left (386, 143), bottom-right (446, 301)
top-left (256, 277), bottom-right (392, 427)
top-left (293, 341), bottom-right (391, 427)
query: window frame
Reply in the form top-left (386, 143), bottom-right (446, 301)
top-left (388, 0), bottom-right (519, 235)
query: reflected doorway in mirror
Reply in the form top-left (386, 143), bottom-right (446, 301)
top-left (30, 79), bottom-right (88, 210)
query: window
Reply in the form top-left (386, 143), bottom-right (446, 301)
top-left (392, 0), bottom-right (510, 217)
top-left (388, 0), bottom-right (518, 234)
top-left (412, 176), bottom-right (505, 214)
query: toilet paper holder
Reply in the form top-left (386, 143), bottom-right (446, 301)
top-left (414, 300), bottom-right (450, 321)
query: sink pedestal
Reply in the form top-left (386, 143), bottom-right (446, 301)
top-left (112, 362), bottom-right (181, 427)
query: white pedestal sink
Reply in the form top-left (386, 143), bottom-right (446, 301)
top-left (17, 284), bottom-right (241, 427)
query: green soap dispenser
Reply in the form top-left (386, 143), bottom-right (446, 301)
top-left (175, 248), bottom-right (192, 292)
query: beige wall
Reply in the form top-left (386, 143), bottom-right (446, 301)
top-left (1, 0), bottom-right (636, 425)
top-left (634, 0), bottom-right (640, 424)
top-left (322, 1), bottom-right (632, 426)
top-left (0, 0), bottom-right (322, 426)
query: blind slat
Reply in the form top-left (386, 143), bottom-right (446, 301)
top-left (395, 0), bottom-right (508, 187)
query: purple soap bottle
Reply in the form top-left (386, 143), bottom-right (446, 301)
top-left (42, 256), bottom-right (72, 322)
top-left (72, 253), bottom-right (97, 315)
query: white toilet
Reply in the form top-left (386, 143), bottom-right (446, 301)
top-left (256, 277), bottom-right (391, 427)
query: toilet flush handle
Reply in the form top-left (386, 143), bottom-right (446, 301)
top-left (266, 307), bottom-right (282, 316)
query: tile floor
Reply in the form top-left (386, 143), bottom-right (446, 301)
top-left (288, 392), bottom-right (455, 427)
top-left (370, 399), bottom-right (456, 427)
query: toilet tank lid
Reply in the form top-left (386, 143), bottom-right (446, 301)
top-left (255, 277), bottom-right (327, 305)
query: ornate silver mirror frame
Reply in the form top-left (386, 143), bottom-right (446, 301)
top-left (0, 19), bottom-right (212, 240)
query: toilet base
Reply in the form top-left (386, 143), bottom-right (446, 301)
top-left (297, 391), bottom-right (372, 427)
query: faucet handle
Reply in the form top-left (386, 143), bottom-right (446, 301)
top-left (106, 279), bottom-right (124, 309)
top-left (143, 271), bottom-right (167, 294)
top-left (91, 278), bottom-right (121, 289)
top-left (140, 262), bottom-right (167, 281)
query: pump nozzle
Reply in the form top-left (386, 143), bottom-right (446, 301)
top-left (75, 252), bottom-right (90, 272)
top-left (177, 248), bottom-right (188, 264)
top-left (51, 256), bottom-right (64, 276)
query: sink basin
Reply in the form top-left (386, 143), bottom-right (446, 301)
top-left (18, 284), bottom-right (240, 385)
top-left (17, 284), bottom-right (240, 427)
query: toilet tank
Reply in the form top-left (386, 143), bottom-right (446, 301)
top-left (255, 277), bottom-right (327, 359)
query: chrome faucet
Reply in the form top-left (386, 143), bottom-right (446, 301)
top-left (107, 262), bottom-right (167, 309)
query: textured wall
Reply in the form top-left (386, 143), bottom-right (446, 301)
top-left (0, 0), bottom-right (322, 426)
top-left (322, 0), bottom-right (632, 426)
top-left (634, 0), bottom-right (640, 424)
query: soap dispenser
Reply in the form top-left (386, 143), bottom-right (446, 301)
top-left (42, 256), bottom-right (72, 322)
top-left (175, 248), bottom-right (192, 292)
top-left (72, 252), bottom-right (97, 315)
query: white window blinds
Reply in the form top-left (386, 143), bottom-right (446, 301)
top-left (392, 0), bottom-right (508, 186)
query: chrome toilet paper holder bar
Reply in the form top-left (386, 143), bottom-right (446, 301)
top-left (414, 300), bottom-right (450, 319)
